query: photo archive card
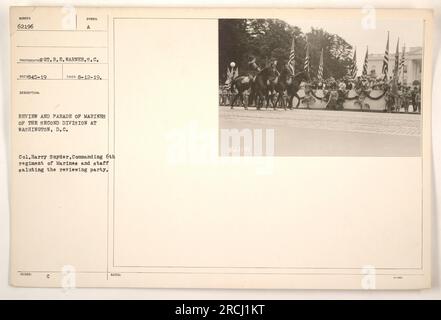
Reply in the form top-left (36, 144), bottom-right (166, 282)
top-left (9, 6), bottom-right (433, 289)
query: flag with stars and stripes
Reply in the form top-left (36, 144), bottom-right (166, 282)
top-left (362, 46), bottom-right (369, 76)
top-left (399, 43), bottom-right (406, 74)
top-left (317, 48), bottom-right (324, 80)
top-left (382, 32), bottom-right (390, 80)
top-left (350, 48), bottom-right (357, 79)
top-left (288, 35), bottom-right (295, 75)
top-left (304, 38), bottom-right (310, 76)
top-left (393, 37), bottom-right (400, 80)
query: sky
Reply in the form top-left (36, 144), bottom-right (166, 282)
top-left (284, 18), bottom-right (424, 72)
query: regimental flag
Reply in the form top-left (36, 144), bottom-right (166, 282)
top-left (288, 35), bottom-right (295, 75)
top-left (393, 37), bottom-right (400, 80)
top-left (304, 37), bottom-right (310, 75)
top-left (362, 46), bottom-right (369, 76)
top-left (382, 31), bottom-right (390, 80)
top-left (317, 48), bottom-right (324, 80)
top-left (350, 48), bottom-right (357, 79)
top-left (234, 67), bottom-right (239, 79)
top-left (226, 65), bottom-right (238, 81)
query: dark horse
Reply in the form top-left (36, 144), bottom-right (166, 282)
top-left (252, 66), bottom-right (279, 110)
top-left (271, 66), bottom-right (306, 110)
top-left (287, 71), bottom-right (307, 109)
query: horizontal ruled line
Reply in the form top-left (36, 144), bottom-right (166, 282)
top-left (16, 270), bottom-right (426, 276)
top-left (16, 29), bottom-right (107, 32)
top-left (17, 79), bottom-right (108, 81)
top-left (17, 45), bottom-right (108, 48)
top-left (16, 62), bottom-right (108, 65)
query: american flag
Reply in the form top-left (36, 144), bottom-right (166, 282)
top-left (382, 32), bottom-right (390, 80)
top-left (350, 48), bottom-right (357, 79)
top-left (288, 35), bottom-right (295, 75)
top-left (399, 43), bottom-right (406, 74)
top-left (362, 46), bottom-right (369, 76)
top-left (317, 48), bottom-right (324, 80)
top-left (304, 37), bottom-right (310, 75)
top-left (393, 37), bottom-right (400, 79)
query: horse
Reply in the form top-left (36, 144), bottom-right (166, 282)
top-left (252, 66), bottom-right (279, 110)
top-left (286, 71), bottom-right (308, 109)
top-left (272, 65), bottom-right (303, 110)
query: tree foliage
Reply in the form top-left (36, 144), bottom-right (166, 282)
top-left (219, 19), bottom-right (354, 83)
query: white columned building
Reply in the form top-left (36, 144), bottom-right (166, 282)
top-left (366, 46), bottom-right (422, 85)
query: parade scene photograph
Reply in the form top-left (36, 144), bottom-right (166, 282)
top-left (218, 18), bottom-right (424, 156)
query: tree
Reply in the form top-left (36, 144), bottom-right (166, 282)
top-left (218, 19), bottom-right (250, 84)
top-left (306, 28), bottom-right (353, 80)
top-left (218, 19), bottom-right (354, 83)
top-left (247, 19), bottom-right (302, 68)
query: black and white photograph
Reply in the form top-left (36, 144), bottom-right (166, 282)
top-left (2, 3), bottom-right (438, 299)
top-left (219, 18), bottom-right (424, 156)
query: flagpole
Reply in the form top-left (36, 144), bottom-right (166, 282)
top-left (402, 43), bottom-right (406, 84)
top-left (304, 34), bottom-right (309, 80)
top-left (382, 31), bottom-right (390, 81)
top-left (317, 48), bottom-right (324, 81)
top-left (362, 45), bottom-right (368, 77)
top-left (350, 46), bottom-right (357, 80)
top-left (394, 37), bottom-right (399, 81)
top-left (288, 32), bottom-right (295, 75)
